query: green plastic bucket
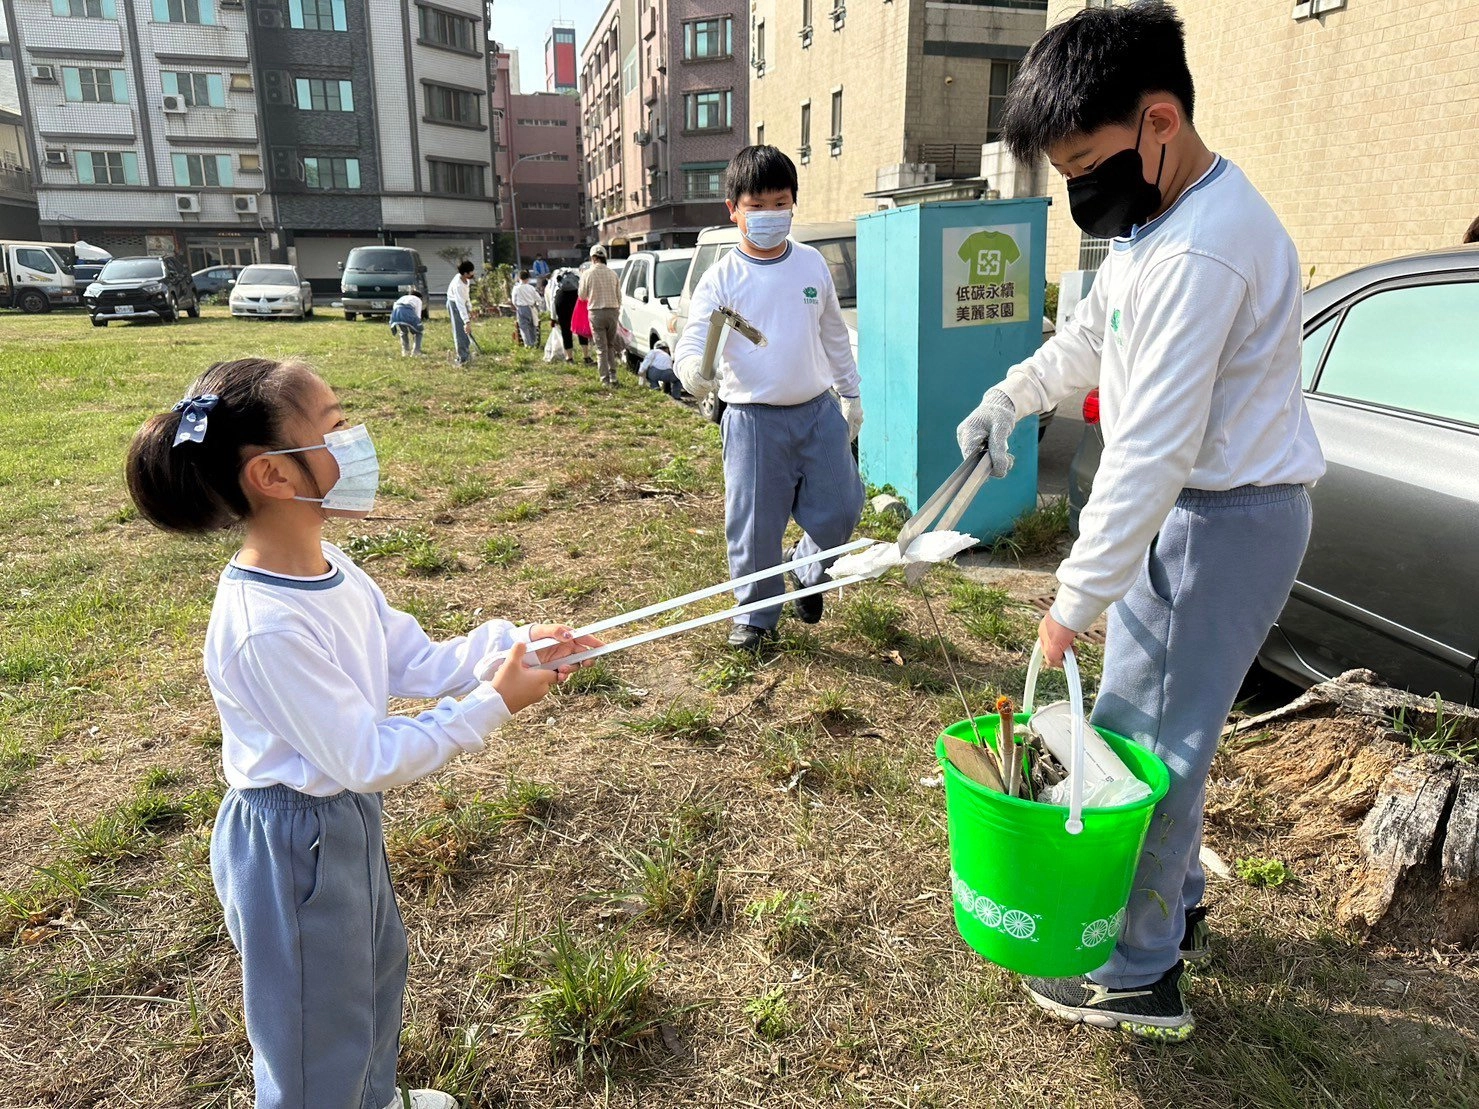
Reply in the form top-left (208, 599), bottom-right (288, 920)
top-left (937, 646), bottom-right (1170, 978)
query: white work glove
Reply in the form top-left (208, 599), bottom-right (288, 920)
top-left (839, 395), bottom-right (863, 442)
top-left (675, 355), bottom-right (716, 401)
top-left (955, 387), bottom-right (1018, 477)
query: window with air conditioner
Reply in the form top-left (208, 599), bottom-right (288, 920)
top-left (289, 0), bottom-right (346, 31)
top-left (800, 0), bottom-right (813, 46)
top-left (303, 156), bottom-right (360, 189)
top-left (239, 153), bottom-right (262, 172)
top-left (62, 66), bottom-right (128, 104)
top-left (294, 78), bottom-right (354, 112)
top-left (233, 194), bottom-right (258, 212)
top-left (230, 73), bottom-right (253, 92)
top-left (172, 152), bottom-right (234, 187)
top-left (152, 0), bottom-right (216, 25)
top-left (32, 65), bottom-right (57, 83)
top-left (163, 72), bottom-right (225, 108)
top-left (44, 149), bottom-right (69, 166)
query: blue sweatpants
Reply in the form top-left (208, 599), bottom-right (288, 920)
top-left (1089, 484), bottom-right (1312, 989)
top-left (449, 302), bottom-right (471, 364)
top-left (721, 391), bottom-right (865, 631)
top-left (212, 786), bottom-right (407, 1109)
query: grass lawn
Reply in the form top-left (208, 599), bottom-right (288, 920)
top-left (0, 308), bottom-right (1475, 1108)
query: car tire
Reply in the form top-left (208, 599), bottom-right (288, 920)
top-left (91, 317), bottom-right (107, 327)
top-left (186, 298), bottom-right (200, 318)
top-left (18, 289), bottom-right (48, 314)
top-left (626, 350), bottom-right (642, 373)
top-left (344, 311), bottom-right (357, 321)
top-left (304, 299), bottom-right (313, 318)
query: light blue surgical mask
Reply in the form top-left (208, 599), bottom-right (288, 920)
top-left (263, 424), bottom-right (379, 513)
top-left (742, 209), bottom-right (793, 251)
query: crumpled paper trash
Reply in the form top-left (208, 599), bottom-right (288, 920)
top-left (830, 531), bottom-right (977, 579)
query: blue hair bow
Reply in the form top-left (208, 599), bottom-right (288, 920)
top-left (172, 393), bottom-right (220, 447)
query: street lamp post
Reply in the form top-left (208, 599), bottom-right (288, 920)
top-left (509, 150), bottom-right (557, 269)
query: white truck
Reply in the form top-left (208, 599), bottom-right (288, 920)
top-left (0, 241), bottom-right (80, 313)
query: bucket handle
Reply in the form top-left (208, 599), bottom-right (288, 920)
top-left (1023, 643), bottom-right (1085, 836)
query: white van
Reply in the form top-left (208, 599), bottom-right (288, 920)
top-left (0, 241), bottom-right (79, 313)
top-left (617, 247), bottom-right (694, 368)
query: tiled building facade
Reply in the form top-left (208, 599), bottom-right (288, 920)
top-left (747, 0), bottom-right (1045, 223)
top-left (3, 0), bottom-right (499, 291)
top-left (580, 0), bottom-right (747, 253)
top-left (1042, 0), bottom-right (1479, 282)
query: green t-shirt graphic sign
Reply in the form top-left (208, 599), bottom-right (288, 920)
top-left (942, 223), bottom-right (1031, 329)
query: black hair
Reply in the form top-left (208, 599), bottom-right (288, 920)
top-left (457, 259), bottom-right (476, 275)
top-left (1000, 1), bottom-right (1195, 163)
top-left (725, 145), bottom-right (798, 205)
top-left (125, 357), bottom-right (320, 535)
top-left (519, 268), bottom-right (531, 280)
top-left (1465, 215), bottom-right (1479, 245)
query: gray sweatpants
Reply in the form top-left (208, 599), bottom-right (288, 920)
top-left (516, 304), bottom-right (538, 348)
top-left (449, 302), bottom-right (471, 364)
top-left (212, 786), bottom-right (407, 1109)
top-left (1089, 484), bottom-right (1311, 989)
top-left (721, 391), bottom-right (865, 632)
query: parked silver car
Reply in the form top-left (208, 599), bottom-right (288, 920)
top-left (1068, 246), bottom-right (1479, 703)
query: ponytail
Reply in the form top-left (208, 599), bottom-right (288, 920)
top-left (125, 357), bottom-right (317, 535)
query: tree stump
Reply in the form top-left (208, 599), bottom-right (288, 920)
top-left (1223, 670), bottom-right (1479, 947)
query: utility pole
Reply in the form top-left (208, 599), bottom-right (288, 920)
top-left (509, 150), bottom-right (556, 268)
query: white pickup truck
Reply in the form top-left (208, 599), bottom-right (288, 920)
top-left (0, 241), bottom-right (79, 313)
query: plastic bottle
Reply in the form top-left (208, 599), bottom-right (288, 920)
top-left (1031, 700), bottom-right (1152, 809)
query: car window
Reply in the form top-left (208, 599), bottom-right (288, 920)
top-left (809, 237), bottom-right (857, 308)
top-left (1315, 280), bottom-right (1479, 425)
top-left (1300, 316), bottom-right (1336, 390)
top-left (687, 243), bottom-right (735, 295)
top-left (654, 257), bottom-right (689, 299)
top-left (238, 266), bottom-right (297, 286)
top-left (346, 248), bottom-right (414, 273)
top-left (100, 258), bottom-right (165, 280)
top-left (622, 259), bottom-right (642, 297)
top-left (16, 248), bottom-right (57, 274)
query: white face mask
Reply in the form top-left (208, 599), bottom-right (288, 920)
top-left (742, 209), bottom-right (793, 250)
top-left (263, 424), bottom-right (379, 513)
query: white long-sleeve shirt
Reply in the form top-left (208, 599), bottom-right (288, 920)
top-left (204, 542), bottom-right (531, 796)
top-left (673, 240), bottom-right (860, 406)
top-left (511, 281), bottom-right (542, 308)
top-left (994, 157), bottom-right (1325, 632)
top-left (446, 273), bottom-right (472, 317)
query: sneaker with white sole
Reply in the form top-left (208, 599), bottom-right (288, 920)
top-left (382, 1090), bottom-right (459, 1109)
top-left (1180, 905), bottom-right (1212, 965)
top-left (1023, 962), bottom-right (1194, 1043)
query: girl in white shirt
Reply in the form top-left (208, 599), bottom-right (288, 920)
top-left (125, 356), bottom-right (596, 1109)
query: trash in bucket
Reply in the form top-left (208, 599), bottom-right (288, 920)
top-left (937, 645), bottom-right (1170, 978)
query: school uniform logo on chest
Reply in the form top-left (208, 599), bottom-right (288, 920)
top-left (803, 286), bottom-right (819, 305)
top-left (1110, 307), bottom-right (1127, 351)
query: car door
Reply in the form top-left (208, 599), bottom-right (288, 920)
top-left (1274, 275), bottom-right (1479, 703)
top-left (619, 257), bottom-right (649, 352)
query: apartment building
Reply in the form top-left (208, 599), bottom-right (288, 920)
top-left (4, 0), bottom-right (273, 267)
top-left (507, 90), bottom-right (582, 263)
top-left (250, 0), bottom-right (498, 289)
top-left (580, 0), bottom-right (747, 253)
top-left (1042, 0), bottom-right (1479, 282)
top-left (545, 20), bottom-right (576, 93)
top-left (3, 0), bottom-right (497, 287)
top-left (748, 0), bottom-right (1045, 222)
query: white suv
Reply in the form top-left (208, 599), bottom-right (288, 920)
top-left (617, 248), bottom-right (694, 369)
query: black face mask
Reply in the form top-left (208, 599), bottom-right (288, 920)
top-left (1066, 110), bottom-right (1166, 240)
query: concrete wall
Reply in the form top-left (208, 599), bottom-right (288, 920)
top-left (1042, 0), bottom-right (1479, 283)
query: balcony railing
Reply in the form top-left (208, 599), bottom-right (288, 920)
top-left (0, 164), bottom-right (34, 202)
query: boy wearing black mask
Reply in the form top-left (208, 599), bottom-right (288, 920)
top-left (956, 1), bottom-right (1324, 1040)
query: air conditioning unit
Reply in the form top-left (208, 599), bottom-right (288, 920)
top-left (633, 129), bottom-right (650, 145)
top-left (31, 64), bottom-right (56, 83)
top-left (44, 149), bottom-right (69, 167)
top-left (220, 0), bottom-right (243, 7)
top-left (162, 95), bottom-right (188, 113)
top-left (233, 193), bottom-right (258, 213)
top-left (257, 8), bottom-right (283, 27)
top-left (262, 70), bottom-right (290, 105)
top-left (175, 193), bottom-right (201, 213)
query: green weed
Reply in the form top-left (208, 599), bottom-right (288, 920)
top-left (479, 535), bottom-right (523, 567)
top-left (387, 781), bottom-right (555, 893)
top-left (611, 834), bottom-right (725, 929)
top-left (1390, 700), bottom-right (1479, 764)
top-left (1236, 857), bottom-right (1293, 888)
top-left (744, 891), bottom-right (821, 956)
top-left (839, 593), bottom-right (908, 649)
top-left (344, 528), bottom-right (429, 562)
top-left (626, 702), bottom-right (724, 745)
top-left (991, 497), bottom-right (1071, 561)
top-left (403, 540), bottom-right (457, 576)
top-left (700, 651), bottom-right (758, 692)
top-left (743, 987), bottom-right (793, 1042)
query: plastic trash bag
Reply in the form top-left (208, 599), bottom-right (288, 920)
top-left (829, 531), bottom-right (977, 580)
top-left (543, 329), bottom-right (564, 362)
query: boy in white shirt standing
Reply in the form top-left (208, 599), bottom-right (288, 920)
top-left (446, 260), bottom-right (475, 365)
top-left (511, 268), bottom-right (542, 348)
top-left (675, 145), bottom-right (864, 652)
top-left (955, 1), bottom-right (1324, 1040)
